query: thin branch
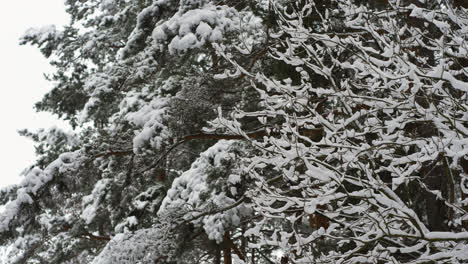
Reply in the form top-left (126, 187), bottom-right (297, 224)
top-left (257, 250), bottom-right (276, 264)
top-left (140, 127), bottom-right (323, 174)
top-left (61, 225), bottom-right (111, 241)
top-left (94, 149), bottom-right (133, 159)
top-left (95, 127), bottom-right (323, 176)
top-left (80, 232), bottom-right (111, 241)
top-left (177, 196), bottom-right (246, 228)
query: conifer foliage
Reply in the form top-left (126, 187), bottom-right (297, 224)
top-left (1, 0), bottom-right (468, 263)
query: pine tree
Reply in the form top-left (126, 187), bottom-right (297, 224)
top-left (1, 0), bottom-right (468, 263)
top-left (1, 0), bottom-right (268, 263)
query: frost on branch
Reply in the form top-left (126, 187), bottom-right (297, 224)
top-left (4, 0), bottom-right (468, 263)
top-left (212, 0), bottom-right (468, 262)
top-left (91, 224), bottom-right (178, 264)
top-left (0, 151), bottom-right (82, 233)
top-left (159, 140), bottom-right (251, 243)
top-left (20, 25), bottom-right (63, 58)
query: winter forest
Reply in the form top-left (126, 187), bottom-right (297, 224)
top-left (1, 0), bottom-right (468, 263)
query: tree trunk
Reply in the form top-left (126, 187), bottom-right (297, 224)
top-left (223, 231), bottom-right (232, 264)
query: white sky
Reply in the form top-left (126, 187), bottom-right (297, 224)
top-left (0, 1), bottom-right (69, 187)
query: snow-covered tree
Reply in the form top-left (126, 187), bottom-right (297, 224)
top-left (1, 0), bottom-right (468, 263)
top-left (1, 0), bottom-right (268, 263)
top-left (212, 0), bottom-right (468, 262)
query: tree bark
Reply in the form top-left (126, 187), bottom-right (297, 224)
top-left (225, 231), bottom-right (245, 261)
top-left (224, 231), bottom-right (232, 264)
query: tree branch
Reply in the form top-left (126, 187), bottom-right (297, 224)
top-left (257, 250), bottom-right (276, 264)
top-left (80, 232), bottom-right (111, 241)
top-left (177, 196), bottom-right (246, 228)
top-left (95, 127), bottom-right (323, 175)
top-left (94, 149), bottom-right (133, 159)
top-left (140, 127), bottom-right (323, 174)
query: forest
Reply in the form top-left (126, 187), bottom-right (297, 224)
top-left (1, 0), bottom-right (468, 263)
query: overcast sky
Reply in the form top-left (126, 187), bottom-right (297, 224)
top-left (0, 1), bottom-right (69, 187)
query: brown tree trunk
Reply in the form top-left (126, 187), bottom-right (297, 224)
top-left (225, 231), bottom-right (246, 261)
top-left (224, 231), bottom-right (232, 264)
